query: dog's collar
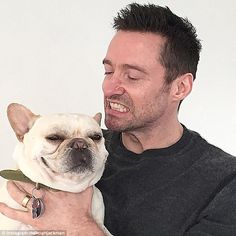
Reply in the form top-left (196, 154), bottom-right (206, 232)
top-left (0, 169), bottom-right (57, 191)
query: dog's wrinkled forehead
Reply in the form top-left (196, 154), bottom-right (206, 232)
top-left (30, 113), bottom-right (101, 137)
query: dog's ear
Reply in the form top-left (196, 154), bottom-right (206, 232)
top-left (93, 112), bottom-right (102, 126)
top-left (7, 103), bottom-right (40, 142)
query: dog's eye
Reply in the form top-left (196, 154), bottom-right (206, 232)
top-left (89, 134), bottom-right (102, 141)
top-left (46, 134), bottom-right (64, 142)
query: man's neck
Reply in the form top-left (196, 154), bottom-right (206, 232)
top-left (121, 122), bottom-right (183, 154)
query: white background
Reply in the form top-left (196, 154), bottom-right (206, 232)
top-left (0, 0), bottom-right (235, 174)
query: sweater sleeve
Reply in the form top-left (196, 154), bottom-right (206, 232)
top-left (185, 176), bottom-right (236, 236)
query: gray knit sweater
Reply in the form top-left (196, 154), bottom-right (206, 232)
top-left (96, 126), bottom-right (236, 236)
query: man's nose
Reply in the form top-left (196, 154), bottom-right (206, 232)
top-left (102, 75), bottom-right (125, 97)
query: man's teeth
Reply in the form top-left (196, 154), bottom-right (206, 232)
top-left (109, 102), bottom-right (129, 112)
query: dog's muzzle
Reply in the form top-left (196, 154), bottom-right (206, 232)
top-left (66, 138), bottom-right (93, 172)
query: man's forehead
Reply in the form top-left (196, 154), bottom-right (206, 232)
top-left (106, 31), bottom-right (164, 61)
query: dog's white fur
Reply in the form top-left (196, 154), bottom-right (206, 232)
top-left (0, 103), bottom-right (111, 234)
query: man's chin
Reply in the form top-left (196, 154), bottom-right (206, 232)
top-left (105, 120), bottom-right (124, 132)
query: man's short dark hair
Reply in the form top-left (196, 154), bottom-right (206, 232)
top-left (113, 3), bottom-right (202, 83)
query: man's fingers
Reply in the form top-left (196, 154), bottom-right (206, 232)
top-left (0, 202), bottom-right (30, 223)
top-left (8, 180), bottom-right (35, 194)
top-left (7, 181), bottom-right (33, 209)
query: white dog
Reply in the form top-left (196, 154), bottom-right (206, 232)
top-left (0, 103), bottom-right (111, 235)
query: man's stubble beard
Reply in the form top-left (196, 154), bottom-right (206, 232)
top-left (104, 84), bottom-right (170, 133)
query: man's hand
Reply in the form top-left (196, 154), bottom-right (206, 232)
top-left (0, 181), bottom-right (105, 235)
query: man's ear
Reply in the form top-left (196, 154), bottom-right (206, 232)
top-left (171, 73), bottom-right (193, 102)
top-left (7, 103), bottom-right (39, 142)
top-left (93, 113), bottom-right (102, 126)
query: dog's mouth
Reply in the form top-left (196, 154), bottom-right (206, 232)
top-left (41, 157), bottom-right (49, 168)
top-left (64, 163), bottom-right (94, 173)
top-left (40, 148), bottom-right (94, 174)
top-left (41, 157), bottom-right (56, 173)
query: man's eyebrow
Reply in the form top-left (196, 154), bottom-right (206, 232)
top-left (102, 58), bottom-right (112, 66)
top-left (122, 64), bottom-right (148, 74)
top-left (102, 59), bottom-right (148, 74)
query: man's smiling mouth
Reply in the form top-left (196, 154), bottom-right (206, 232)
top-left (107, 100), bottom-right (129, 113)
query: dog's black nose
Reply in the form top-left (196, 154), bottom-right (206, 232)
top-left (70, 138), bottom-right (88, 149)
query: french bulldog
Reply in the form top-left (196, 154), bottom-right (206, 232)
top-left (0, 103), bottom-right (111, 235)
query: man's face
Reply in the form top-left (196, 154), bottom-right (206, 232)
top-left (102, 31), bottom-right (172, 132)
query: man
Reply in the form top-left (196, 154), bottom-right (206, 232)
top-left (1, 3), bottom-right (236, 236)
